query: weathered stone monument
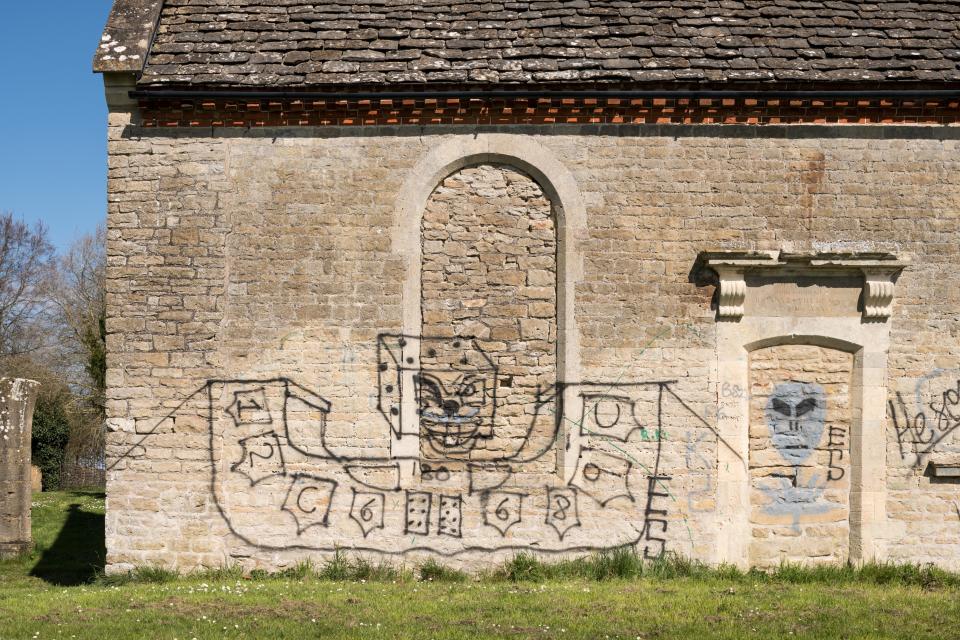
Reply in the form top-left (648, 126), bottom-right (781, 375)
top-left (0, 378), bottom-right (39, 557)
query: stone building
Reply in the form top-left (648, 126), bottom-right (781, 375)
top-left (94, 0), bottom-right (960, 572)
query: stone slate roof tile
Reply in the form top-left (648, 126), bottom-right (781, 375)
top-left (134, 0), bottom-right (960, 86)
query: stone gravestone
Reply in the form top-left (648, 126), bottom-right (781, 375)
top-left (0, 378), bottom-right (40, 557)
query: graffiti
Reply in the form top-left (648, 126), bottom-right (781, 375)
top-left (117, 329), bottom-right (729, 559)
top-left (404, 491), bottom-right (432, 536)
top-left (344, 463), bottom-right (400, 492)
top-left (827, 426), bottom-right (846, 481)
top-left (890, 391), bottom-right (934, 462)
top-left (720, 382), bottom-right (744, 399)
top-left (545, 487), bottom-right (580, 540)
top-left (226, 387), bottom-right (272, 425)
top-left (570, 449), bottom-right (633, 507)
top-left (378, 334), bottom-right (498, 456)
top-left (928, 382), bottom-right (960, 431)
top-left (468, 462), bottom-right (510, 495)
top-left (684, 430), bottom-right (714, 514)
top-left (482, 491), bottom-right (524, 536)
top-left (641, 475), bottom-right (672, 559)
top-left (230, 431), bottom-right (285, 486)
top-left (578, 392), bottom-right (649, 443)
top-left (437, 494), bottom-right (463, 537)
top-left (350, 489), bottom-right (385, 538)
top-left (758, 471), bottom-right (833, 527)
top-left (755, 380), bottom-right (845, 529)
top-left (282, 475), bottom-right (337, 534)
top-left (890, 373), bottom-right (960, 465)
top-left (766, 381), bottom-right (826, 466)
top-left (419, 463), bottom-right (451, 483)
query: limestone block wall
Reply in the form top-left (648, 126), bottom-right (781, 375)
top-left (0, 378), bottom-right (39, 557)
top-left (102, 113), bottom-right (960, 571)
top-left (420, 165), bottom-right (557, 468)
top-left (748, 345), bottom-right (853, 567)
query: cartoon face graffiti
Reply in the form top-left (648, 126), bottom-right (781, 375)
top-left (414, 372), bottom-right (490, 453)
top-left (765, 381), bottom-right (826, 464)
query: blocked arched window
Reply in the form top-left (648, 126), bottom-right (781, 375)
top-left (417, 164), bottom-right (558, 463)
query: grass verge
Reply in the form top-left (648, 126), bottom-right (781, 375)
top-left (1, 491), bottom-right (959, 639)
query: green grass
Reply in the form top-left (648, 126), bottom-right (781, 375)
top-left (2, 491), bottom-right (960, 638)
top-left (418, 557), bottom-right (467, 582)
top-left (0, 490), bottom-right (106, 587)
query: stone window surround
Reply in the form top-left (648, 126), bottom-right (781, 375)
top-left (701, 250), bottom-right (906, 567)
top-left (391, 135), bottom-right (587, 483)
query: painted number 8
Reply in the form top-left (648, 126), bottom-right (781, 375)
top-left (553, 496), bottom-right (570, 521)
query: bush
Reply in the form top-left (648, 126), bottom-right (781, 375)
top-left (31, 392), bottom-right (72, 491)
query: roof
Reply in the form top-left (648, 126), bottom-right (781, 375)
top-left (102, 0), bottom-right (960, 88)
top-left (94, 0), bottom-right (165, 73)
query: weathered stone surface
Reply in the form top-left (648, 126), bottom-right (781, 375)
top-left (93, 0), bottom-right (164, 72)
top-left (0, 378), bottom-right (39, 558)
top-left (123, 0), bottom-right (960, 85)
top-left (101, 121), bottom-right (960, 573)
top-left (748, 345), bottom-right (853, 568)
top-left (420, 165), bottom-right (556, 466)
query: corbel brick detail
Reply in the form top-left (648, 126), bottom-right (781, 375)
top-left (137, 95), bottom-right (960, 128)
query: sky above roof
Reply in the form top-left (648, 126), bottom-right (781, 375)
top-left (0, 2), bottom-right (113, 253)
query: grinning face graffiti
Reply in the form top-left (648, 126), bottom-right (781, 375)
top-left (415, 372), bottom-right (489, 453)
top-left (765, 381), bottom-right (826, 464)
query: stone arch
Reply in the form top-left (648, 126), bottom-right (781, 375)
top-left (394, 134), bottom-right (584, 387)
top-left (744, 334), bottom-right (863, 355)
top-left (744, 341), bottom-right (856, 567)
top-left (418, 164), bottom-right (557, 461)
top-left (392, 135), bottom-right (585, 470)
top-left (714, 316), bottom-right (891, 567)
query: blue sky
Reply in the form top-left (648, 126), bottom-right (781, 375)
top-left (0, 2), bottom-right (114, 253)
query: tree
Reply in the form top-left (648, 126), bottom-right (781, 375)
top-left (0, 218), bottom-right (108, 490)
top-left (31, 379), bottom-right (74, 491)
top-left (0, 212), bottom-right (55, 360)
top-left (48, 227), bottom-right (108, 486)
top-left (50, 225), bottom-right (106, 417)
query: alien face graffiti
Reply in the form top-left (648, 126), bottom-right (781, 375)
top-left (765, 381), bottom-right (826, 465)
top-left (415, 371), bottom-right (489, 453)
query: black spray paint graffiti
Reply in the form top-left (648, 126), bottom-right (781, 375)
top-left (119, 332), bottom-right (729, 558)
top-left (482, 491), bottom-right (524, 536)
top-left (827, 426), bottom-right (846, 481)
top-left (378, 335), bottom-right (499, 458)
top-left (890, 373), bottom-right (960, 466)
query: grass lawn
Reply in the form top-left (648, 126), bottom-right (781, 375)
top-left (1, 491), bottom-right (959, 639)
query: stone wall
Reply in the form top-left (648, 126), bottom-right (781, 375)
top-left (0, 378), bottom-right (39, 557)
top-left (420, 165), bottom-right (557, 467)
top-left (748, 345), bottom-right (853, 567)
top-left (102, 112), bottom-right (960, 571)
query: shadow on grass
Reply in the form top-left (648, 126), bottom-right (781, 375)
top-left (30, 500), bottom-right (106, 586)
